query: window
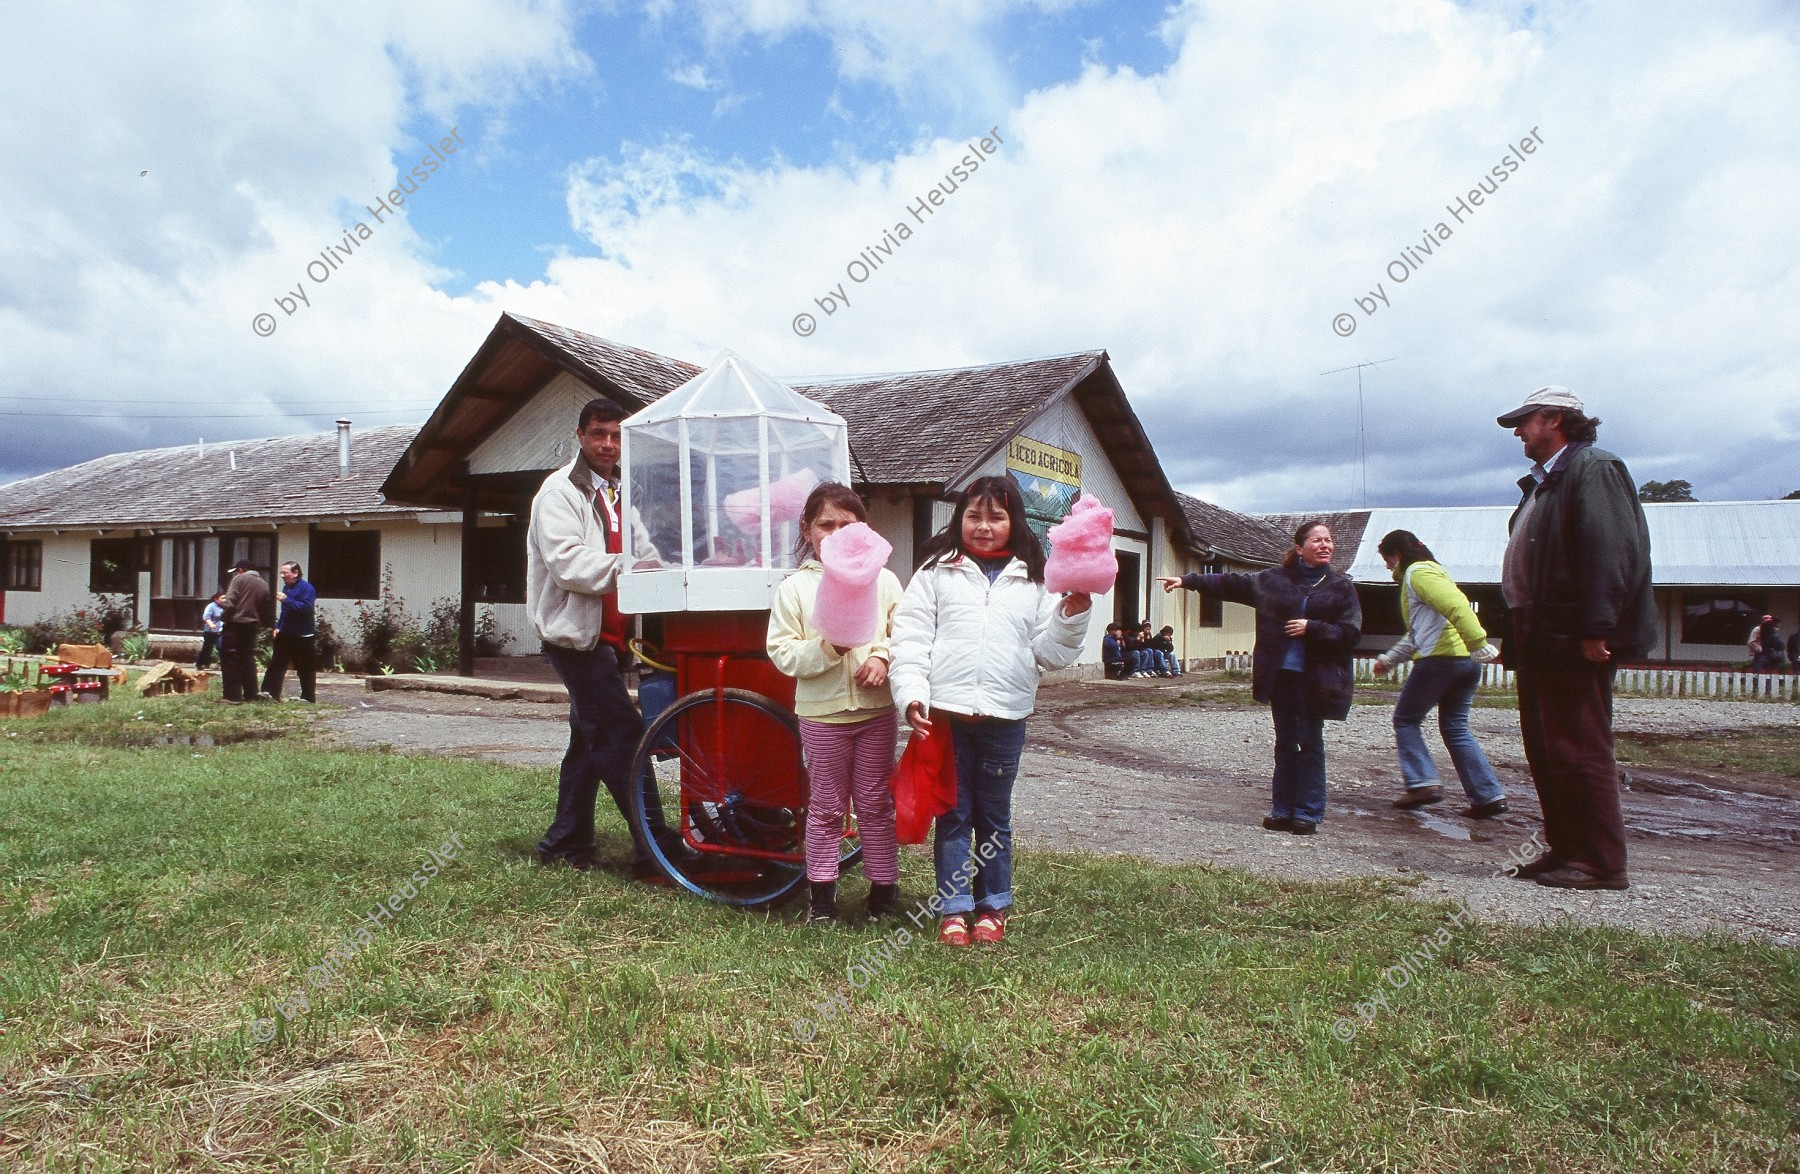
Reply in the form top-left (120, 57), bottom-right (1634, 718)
top-left (471, 519), bottom-right (527, 604)
top-left (4, 540), bottom-right (41, 591)
top-left (1197, 559), bottom-right (1223, 627)
top-left (1113, 551), bottom-right (1141, 628)
top-left (312, 529), bottom-right (381, 599)
top-left (90, 537), bottom-right (150, 594)
top-left (1681, 592), bottom-right (1766, 646)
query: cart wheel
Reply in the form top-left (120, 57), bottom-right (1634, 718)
top-left (629, 686), bottom-right (861, 908)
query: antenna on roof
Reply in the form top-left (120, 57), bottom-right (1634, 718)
top-left (198, 437), bottom-right (204, 458)
top-left (229, 450), bottom-right (237, 471)
top-left (1319, 357), bottom-right (1397, 508)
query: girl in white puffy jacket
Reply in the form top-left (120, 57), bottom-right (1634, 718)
top-left (888, 475), bottom-right (1092, 947)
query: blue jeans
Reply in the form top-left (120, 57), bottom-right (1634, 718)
top-left (1270, 671), bottom-right (1327, 824)
top-left (1393, 656), bottom-right (1504, 804)
top-left (934, 716), bottom-right (1028, 915)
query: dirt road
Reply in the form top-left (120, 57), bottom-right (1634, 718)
top-left (313, 670), bottom-right (1800, 945)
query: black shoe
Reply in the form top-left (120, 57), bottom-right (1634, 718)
top-left (1509, 851), bottom-right (1562, 880)
top-left (866, 882), bottom-right (900, 920)
top-left (1261, 816), bottom-right (1293, 831)
top-left (1289, 820), bottom-right (1318, 836)
top-left (1535, 864), bottom-right (1628, 891)
top-left (807, 880), bottom-right (838, 924)
top-left (1394, 786), bottom-right (1444, 810)
top-left (1464, 799), bottom-right (1509, 820)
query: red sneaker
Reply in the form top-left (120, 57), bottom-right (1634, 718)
top-left (938, 915), bottom-right (970, 947)
top-left (971, 911), bottom-right (1007, 944)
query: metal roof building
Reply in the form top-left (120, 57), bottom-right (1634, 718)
top-left (1337, 501), bottom-right (1800, 587)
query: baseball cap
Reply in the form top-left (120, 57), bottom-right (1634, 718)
top-left (1497, 385), bottom-right (1584, 426)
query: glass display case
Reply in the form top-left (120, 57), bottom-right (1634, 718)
top-left (619, 351), bottom-right (851, 613)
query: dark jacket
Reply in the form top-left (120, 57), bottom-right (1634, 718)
top-left (1501, 441), bottom-right (1656, 670)
top-left (275, 578), bottom-right (317, 637)
top-left (221, 569), bottom-right (272, 626)
top-left (1180, 563), bottom-right (1363, 720)
top-left (1102, 634), bottom-right (1125, 665)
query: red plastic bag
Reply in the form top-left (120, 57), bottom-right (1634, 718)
top-left (890, 720), bottom-right (957, 845)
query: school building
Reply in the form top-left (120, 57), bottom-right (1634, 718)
top-left (0, 313), bottom-right (1284, 671)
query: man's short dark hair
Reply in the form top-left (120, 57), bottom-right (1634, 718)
top-left (232, 558), bottom-right (255, 571)
top-left (1106, 623), bottom-right (1121, 633)
top-left (577, 398), bottom-right (629, 432)
top-left (280, 560), bottom-right (302, 576)
top-left (1547, 407), bottom-right (1600, 445)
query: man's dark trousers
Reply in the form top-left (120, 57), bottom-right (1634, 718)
top-left (1516, 664), bottom-right (1626, 877)
top-left (262, 632), bottom-right (317, 702)
top-left (218, 622), bottom-right (262, 703)
top-left (541, 642), bottom-right (669, 865)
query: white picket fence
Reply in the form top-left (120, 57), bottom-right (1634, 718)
top-left (1217, 651), bottom-right (1800, 701)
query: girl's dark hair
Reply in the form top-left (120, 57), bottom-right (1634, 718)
top-left (795, 482), bottom-right (869, 560)
top-left (1281, 520), bottom-right (1332, 569)
top-left (1376, 529), bottom-right (1435, 571)
top-left (917, 474), bottom-right (1046, 582)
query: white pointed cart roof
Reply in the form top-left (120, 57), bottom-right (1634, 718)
top-left (629, 350), bottom-right (847, 425)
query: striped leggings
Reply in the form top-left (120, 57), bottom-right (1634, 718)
top-left (799, 710), bottom-right (899, 884)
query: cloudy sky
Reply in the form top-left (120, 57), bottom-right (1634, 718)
top-left (3, 0), bottom-right (1796, 511)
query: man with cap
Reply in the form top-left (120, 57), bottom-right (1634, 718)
top-left (526, 397), bottom-right (679, 876)
top-left (217, 559), bottom-right (272, 704)
top-left (1496, 385), bottom-right (1655, 890)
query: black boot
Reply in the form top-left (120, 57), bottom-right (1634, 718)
top-left (807, 880), bottom-right (837, 925)
top-left (865, 882), bottom-right (899, 920)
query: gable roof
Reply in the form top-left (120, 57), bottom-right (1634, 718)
top-left (0, 425), bottom-right (420, 532)
top-left (793, 352), bottom-right (1106, 486)
top-left (1176, 492), bottom-right (1291, 565)
top-left (380, 313), bottom-right (700, 510)
top-left (380, 316), bottom-right (1196, 546)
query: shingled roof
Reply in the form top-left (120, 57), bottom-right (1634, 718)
top-left (1176, 492), bottom-right (1291, 565)
top-left (793, 353), bottom-right (1106, 485)
top-left (382, 316), bottom-right (1194, 536)
top-left (0, 425), bottom-right (421, 531)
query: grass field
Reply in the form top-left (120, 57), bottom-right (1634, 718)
top-left (1, 694), bottom-right (1797, 1171)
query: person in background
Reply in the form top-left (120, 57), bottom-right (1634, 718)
top-left (1749, 615), bottom-right (1786, 672)
top-left (766, 483), bottom-right (905, 925)
top-left (889, 474), bottom-right (1092, 947)
top-left (1102, 623), bottom-right (1129, 680)
top-left (1788, 627), bottom-right (1800, 674)
top-left (260, 561), bottom-right (317, 702)
top-left (1494, 385), bottom-right (1654, 891)
top-left (1155, 625), bottom-right (1183, 677)
top-left (1123, 622), bottom-right (1153, 677)
top-left (196, 592), bottom-right (226, 669)
top-left (1158, 521), bottom-right (1362, 835)
top-left (216, 560), bottom-right (270, 704)
top-left (1369, 530), bottom-right (1508, 819)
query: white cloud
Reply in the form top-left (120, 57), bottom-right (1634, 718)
top-left (4, 0), bottom-right (1798, 514)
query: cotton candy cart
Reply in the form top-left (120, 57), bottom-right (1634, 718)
top-left (618, 353), bottom-right (860, 908)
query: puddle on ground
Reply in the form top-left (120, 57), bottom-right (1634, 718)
top-left (145, 729), bottom-right (288, 748)
top-left (1412, 814), bottom-right (1473, 841)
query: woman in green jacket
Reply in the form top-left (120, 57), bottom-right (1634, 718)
top-left (1371, 531), bottom-right (1508, 818)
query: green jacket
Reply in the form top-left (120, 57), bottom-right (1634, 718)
top-left (1377, 560), bottom-right (1486, 665)
top-left (1503, 441), bottom-right (1657, 669)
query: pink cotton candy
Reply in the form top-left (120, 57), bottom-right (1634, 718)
top-left (723, 468), bottom-right (821, 532)
top-left (815, 522), bottom-right (893, 647)
top-left (1044, 495), bottom-right (1118, 594)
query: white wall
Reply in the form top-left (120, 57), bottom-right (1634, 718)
top-left (0, 533), bottom-right (91, 626)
